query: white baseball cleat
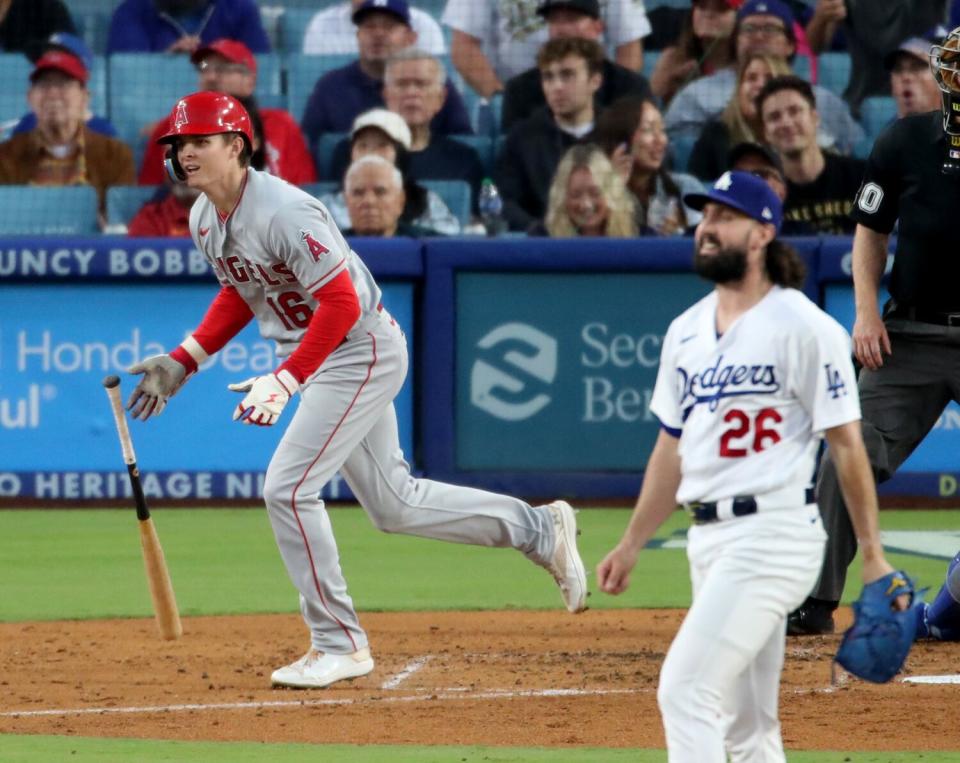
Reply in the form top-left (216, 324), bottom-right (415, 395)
top-left (544, 500), bottom-right (588, 613)
top-left (271, 647), bottom-right (374, 689)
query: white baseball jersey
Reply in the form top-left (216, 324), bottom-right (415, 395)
top-left (189, 168), bottom-right (381, 360)
top-left (650, 286), bottom-right (860, 505)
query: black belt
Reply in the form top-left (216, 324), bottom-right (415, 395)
top-left (888, 305), bottom-right (960, 327)
top-left (686, 487), bottom-right (815, 525)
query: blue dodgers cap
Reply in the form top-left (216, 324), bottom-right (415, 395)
top-left (683, 170), bottom-right (783, 232)
top-left (737, 0), bottom-right (795, 38)
top-left (352, 0), bottom-right (411, 27)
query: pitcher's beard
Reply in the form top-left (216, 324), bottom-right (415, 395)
top-left (693, 242), bottom-right (747, 284)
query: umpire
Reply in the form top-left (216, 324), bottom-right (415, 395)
top-left (790, 27), bottom-right (960, 635)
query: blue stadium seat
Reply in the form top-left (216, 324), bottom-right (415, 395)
top-left (286, 53), bottom-right (357, 122)
top-left (422, 179), bottom-right (471, 227)
top-left (449, 134), bottom-right (495, 177)
top-left (414, 0), bottom-right (449, 19)
top-left (0, 186), bottom-right (99, 234)
top-left (73, 11), bottom-right (111, 56)
top-left (643, 50), bottom-right (661, 78)
top-left (108, 54), bottom-right (196, 147)
top-left (467, 92), bottom-right (502, 138)
top-left (255, 53), bottom-right (283, 101)
top-left (793, 54), bottom-right (811, 82)
top-left (278, 8), bottom-right (315, 54)
top-left (670, 133), bottom-right (697, 173)
top-left (314, 132), bottom-right (349, 180)
top-left (818, 52), bottom-right (852, 97)
top-left (301, 181), bottom-right (339, 199)
top-left (861, 96), bottom-right (896, 142)
top-left (0, 55), bottom-right (37, 128)
top-left (106, 185), bottom-right (160, 227)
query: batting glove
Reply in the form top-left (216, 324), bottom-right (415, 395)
top-left (127, 354), bottom-right (190, 421)
top-left (228, 369), bottom-right (299, 427)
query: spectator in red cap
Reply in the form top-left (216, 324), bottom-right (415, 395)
top-left (7, 33), bottom-right (118, 140)
top-left (650, 0), bottom-right (739, 106)
top-left (0, 51), bottom-right (135, 221)
top-left (0, 0), bottom-right (75, 57)
top-left (138, 39), bottom-right (315, 185)
top-left (106, 0), bottom-right (269, 55)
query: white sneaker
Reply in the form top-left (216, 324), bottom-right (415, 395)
top-left (544, 500), bottom-right (588, 613)
top-left (271, 647), bottom-right (374, 689)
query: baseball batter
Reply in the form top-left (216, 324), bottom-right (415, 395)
top-left (597, 171), bottom-right (897, 762)
top-left (125, 91), bottom-right (587, 689)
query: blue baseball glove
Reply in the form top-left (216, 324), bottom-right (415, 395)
top-left (834, 571), bottom-right (920, 683)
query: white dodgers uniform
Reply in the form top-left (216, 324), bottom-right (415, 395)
top-left (648, 285), bottom-right (860, 763)
top-left (191, 168), bottom-right (556, 654)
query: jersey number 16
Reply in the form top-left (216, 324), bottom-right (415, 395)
top-left (719, 408), bottom-right (782, 458)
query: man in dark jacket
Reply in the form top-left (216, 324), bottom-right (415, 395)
top-left (495, 36), bottom-right (603, 231)
top-left (501, 0), bottom-right (650, 132)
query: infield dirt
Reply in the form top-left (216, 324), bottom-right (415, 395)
top-left (1, 609), bottom-right (957, 750)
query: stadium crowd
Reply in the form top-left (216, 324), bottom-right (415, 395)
top-left (0, 0), bottom-right (953, 237)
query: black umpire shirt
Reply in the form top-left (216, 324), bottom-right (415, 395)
top-left (850, 110), bottom-right (960, 312)
top-left (784, 152), bottom-right (865, 235)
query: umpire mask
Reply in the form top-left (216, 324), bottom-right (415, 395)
top-left (929, 27), bottom-right (960, 173)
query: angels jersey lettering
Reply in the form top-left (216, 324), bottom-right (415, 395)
top-left (650, 286), bottom-right (860, 504)
top-left (189, 169), bottom-right (381, 358)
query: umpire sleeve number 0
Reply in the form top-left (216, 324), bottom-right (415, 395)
top-left (857, 182), bottom-right (884, 214)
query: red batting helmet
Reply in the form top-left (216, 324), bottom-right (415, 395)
top-left (157, 91), bottom-right (253, 146)
top-left (158, 91), bottom-right (253, 182)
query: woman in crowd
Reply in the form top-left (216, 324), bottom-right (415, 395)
top-left (536, 144), bottom-right (638, 238)
top-left (594, 96), bottom-right (704, 236)
top-left (649, 0), bottom-right (739, 106)
top-left (687, 52), bottom-right (791, 182)
top-left (318, 109), bottom-right (459, 235)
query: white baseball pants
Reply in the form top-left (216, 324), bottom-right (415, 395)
top-left (261, 308), bottom-right (556, 654)
top-left (658, 505), bottom-right (827, 763)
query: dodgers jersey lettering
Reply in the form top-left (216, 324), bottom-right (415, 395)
top-left (189, 168), bottom-right (382, 358)
top-left (650, 286), bottom-right (861, 504)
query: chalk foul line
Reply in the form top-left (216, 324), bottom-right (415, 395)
top-left (0, 687), bottom-right (644, 719)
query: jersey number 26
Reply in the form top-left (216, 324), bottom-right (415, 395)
top-left (719, 408), bottom-right (782, 458)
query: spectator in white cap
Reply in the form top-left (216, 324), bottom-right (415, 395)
top-left (317, 108), bottom-right (460, 234)
top-left (303, 0), bottom-right (446, 57)
top-left (885, 26), bottom-right (947, 118)
top-left (302, 0), bottom-right (471, 147)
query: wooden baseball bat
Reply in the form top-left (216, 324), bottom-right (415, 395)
top-left (103, 375), bottom-right (183, 641)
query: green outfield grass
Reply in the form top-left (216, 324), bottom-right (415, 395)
top-left (1, 507), bottom-right (957, 762)
top-left (2, 736), bottom-right (955, 763)
top-left (0, 507), bottom-right (955, 621)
